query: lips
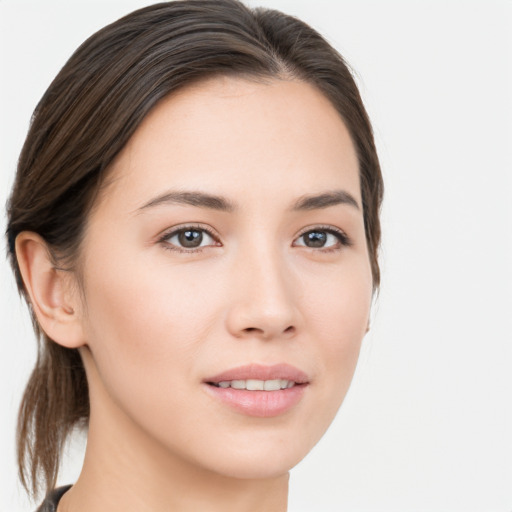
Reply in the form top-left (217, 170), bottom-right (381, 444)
top-left (205, 363), bottom-right (309, 385)
top-left (203, 364), bottom-right (309, 417)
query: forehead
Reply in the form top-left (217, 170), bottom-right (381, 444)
top-left (101, 76), bottom-right (361, 213)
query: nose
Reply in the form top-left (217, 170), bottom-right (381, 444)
top-left (225, 244), bottom-right (301, 341)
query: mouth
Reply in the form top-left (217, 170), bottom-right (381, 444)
top-left (208, 379), bottom-right (298, 390)
top-left (203, 364), bottom-right (309, 418)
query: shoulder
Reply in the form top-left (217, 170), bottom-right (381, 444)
top-left (35, 486), bottom-right (72, 512)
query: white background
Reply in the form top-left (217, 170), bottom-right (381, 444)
top-left (1, 1), bottom-right (510, 511)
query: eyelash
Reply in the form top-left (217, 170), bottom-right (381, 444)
top-left (157, 224), bottom-right (220, 254)
top-left (156, 224), bottom-right (352, 254)
top-left (295, 225), bottom-right (352, 253)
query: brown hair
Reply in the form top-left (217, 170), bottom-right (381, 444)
top-left (6, 0), bottom-right (383, 499)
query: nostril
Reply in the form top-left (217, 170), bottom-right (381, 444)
top-left (240, 325), bottom-right (295, 338)
top-left (283, 325), bottom-right (296, 338)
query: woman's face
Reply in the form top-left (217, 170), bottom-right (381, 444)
top-left (76, 76), bottom-right (372, 479)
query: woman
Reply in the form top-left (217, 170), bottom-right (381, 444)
top-left (6, 1), bottom-right (383, 510)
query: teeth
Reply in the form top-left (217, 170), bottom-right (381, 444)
top-left (231, 380), bottom-right (246, 390)
top-left (246, 379), bottom-right (264, 390)
top-left (264, 380), bottom-right (281, 391)
top-left (214, 379), bottom-right (296, 390)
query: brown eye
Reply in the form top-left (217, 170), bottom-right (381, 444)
top-left (302, 231), bottom-right (328, 248)
top-left (294, 227), bottom-right (351, 250)
top-left (178, 229), bottom-right (203, 248)
top-left (162, 227), bottom-right (218, 251)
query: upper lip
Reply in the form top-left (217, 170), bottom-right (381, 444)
top-left (205, 363), bottom-right (309, 384)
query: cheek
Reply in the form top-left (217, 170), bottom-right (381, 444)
top-left (83, 240), bottom-right (216, 342)
top-left (78, 252), bottom-right (231, 465)
top-left (302, 258), bottom-right (372, 418)
top-left (303, 253), bottom-right (371, 342)
top-left (79, 247), bottom-right (220, 410)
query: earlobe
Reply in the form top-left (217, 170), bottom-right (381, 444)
top-left (15, 232), bottom-right (85, 349)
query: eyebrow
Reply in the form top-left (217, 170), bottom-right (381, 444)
top-left (291, 190), bottom-right (360, 211)
top-left (137, 191), bottom-right (235, 212)
top-left (136, 189), bottom-right (360, 213)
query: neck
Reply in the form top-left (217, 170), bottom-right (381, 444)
top-left (58, 350), bottom-right (289, 512)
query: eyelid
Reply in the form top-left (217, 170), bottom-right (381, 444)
top-left (293, 224), bottom-right (352, 249)
top-left (156, 223), bottom-right (221, 253)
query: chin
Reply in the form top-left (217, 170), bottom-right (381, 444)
top-left (204, 450), bottom-right (303, 481)
top-left (184, 424), bottom-right (323, 481)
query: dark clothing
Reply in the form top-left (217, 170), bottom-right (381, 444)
top-left (35, 486), bottom-right (71, 512)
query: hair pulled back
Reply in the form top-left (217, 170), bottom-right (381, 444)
top-left (6, 0), bottom-right (383, 498)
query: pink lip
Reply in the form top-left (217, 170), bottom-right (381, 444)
top-left (205, 363), bottom-right (309, 384)
top-left (203, 364), bottom-right (309, 418)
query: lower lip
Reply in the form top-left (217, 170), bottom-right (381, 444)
top-left (204, 384), bottom-right (307, 418)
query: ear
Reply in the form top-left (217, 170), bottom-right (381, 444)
top-left (15, 231), bottom-right (86, 348)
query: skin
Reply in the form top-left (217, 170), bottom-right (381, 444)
top-left (17, 76), bottom-right (373, 512)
